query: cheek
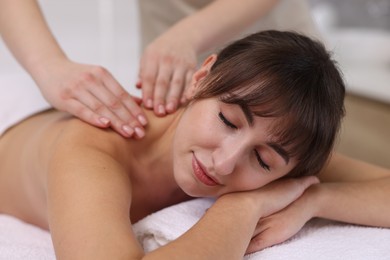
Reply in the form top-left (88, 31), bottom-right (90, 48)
top-left (175, 107), bottom-right (220, 147)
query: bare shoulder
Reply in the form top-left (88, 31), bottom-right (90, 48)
top-left (45, 114), bottom-right (145, 258)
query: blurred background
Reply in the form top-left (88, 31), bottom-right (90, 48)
top-left (0, 0), bottom-right (389, 167)
top-left (309, 0), bottom-right (390, 168)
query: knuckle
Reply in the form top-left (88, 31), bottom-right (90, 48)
top-left (161, 55), bottom-right (174, 64)
top-left (118, 90), bottom-right (130, 100)
top-left (142, 74), bottom-right (155, 85)
top-left (91, 102), bottom-right (105, 113)
top-left (167, 96), bottom-right (179, 104)
top-left (59, 87), bottom-right (73, 99)
top-left (171, 77), bottom-right (184, 87)
top-left (73, 106), bottom-right (87, 118)
top-left (108, 98), bottom-right (122, 110)
top-left (156, 78), bottom-right (169, 89)
top-left (92, 66), bottom-right (107, 76)
top-left (80, 72), bottom-right (95, 83)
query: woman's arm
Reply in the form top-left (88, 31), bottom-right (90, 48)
top-left (47, 129), bottom-right (143, 259)
top-left (311, 153), bottom-right (390, 226)
top-left (246, 153), bottom-right (390, 252)
top-left (139, 0), bottom-right (279, 115)
top-left (0, 0), bottom-right (147, 137)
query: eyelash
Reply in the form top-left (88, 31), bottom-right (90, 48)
top-left (218, 112), bottom-right (237, 129)
top-left (218, 112), bottom-right (270, 172)
top-left (254, 150), bottom-right (271, 172)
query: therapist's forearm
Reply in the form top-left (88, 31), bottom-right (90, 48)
top-left (164, 0), bottom-right (279, 55)
top-left (0, 0), bottom-right (66, 76)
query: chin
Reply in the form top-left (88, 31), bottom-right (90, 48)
top-left (174, 172), bottom-right (211, 198)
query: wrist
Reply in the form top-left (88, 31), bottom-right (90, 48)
top-left (27, 52), bottom-right (68, 84)
top-left (219, 191), bottom-right (263, 218)
top-left (298, 183), bottom-right (324, 219)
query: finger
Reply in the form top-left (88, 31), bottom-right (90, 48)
top-left (94, 90), bottom-right (146, 139)
top-left (153, 63), bottom-right (173, 116)
top-left (139, 57), bottom-right (158, 109)
top-left (72, 89), bottom-right (136, 138)
top-left (246, 230), bottom-right (277, 254)
top-left (165, 67), bottom-right (186, 113)
top-left (182, 69), bottom-right (195, 103)
top-left (100, 71), bottom-right (148, 136)
top-left (65, 98), bottom-right (111, 129)
top-left (130, 95), bottom-right (143, 106)
top-left (135, 80), bottom-right (142, 89)
top-left (252, 218), bottom-right (271, 238)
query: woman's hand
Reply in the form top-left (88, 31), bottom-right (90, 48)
top-left (35, 58), bottom-right (148, 138)
top-left (137, 33), bottom-right (197, 116)
top-left (246, 183), bottom-right (319, 254)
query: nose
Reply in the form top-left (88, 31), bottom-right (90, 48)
top-left (212, 140), bottom-right (244, 176)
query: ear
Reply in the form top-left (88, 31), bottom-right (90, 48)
top-left (185, 54), bottom-right (217, 99)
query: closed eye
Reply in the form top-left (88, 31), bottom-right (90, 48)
top-left (254, 150), bottom-right (270, 172)
top-left (218, 112), bottom-right (237, 129)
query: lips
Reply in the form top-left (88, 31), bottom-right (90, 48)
top-left (192, 154), bottom-right (219, 186)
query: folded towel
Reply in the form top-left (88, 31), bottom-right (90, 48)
top-left (133, 198), bottom-right (215, 252)
top-left (133, 198), bottom-right (390, 259)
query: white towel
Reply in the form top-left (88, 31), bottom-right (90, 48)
top-left (0, 215), bottom-right (55, 260)
top-left (0, 198), bottom-right (389, 259)
top-left (133, 198), bottom-right (390, 260)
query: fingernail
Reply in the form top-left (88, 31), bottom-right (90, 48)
top-left (138, 115), bottom-right (148, 126)
top-left (122, 125), bottom-right (134, 136)
top-left (166, 102), bottom-right (176, 113)
top-left (146, 99), bottom-right (153, 108)
top-left (99, 117), bottom-right (110, 126)
top-left (134, 127), bottom-right (145, 138)
top-left (158, 104), bottom-right (165, 115)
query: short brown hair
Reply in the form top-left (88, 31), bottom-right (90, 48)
top-left (194, 30), bottom-right (345, 177)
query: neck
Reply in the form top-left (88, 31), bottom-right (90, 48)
top-left (127, 107), bottom-right (187, 199)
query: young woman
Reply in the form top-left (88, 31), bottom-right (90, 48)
top-left (0, 31), bottom-right (389, 259)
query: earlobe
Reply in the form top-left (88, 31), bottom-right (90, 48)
top-left (185, 54), bottom-right (218, 99)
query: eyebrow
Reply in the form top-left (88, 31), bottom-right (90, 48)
top-left (237, 103), bottom-right (254, 126)
top-left (236, 103), bottom-right (290, 165)
top-left (267, 142), bottom-right (290, 165)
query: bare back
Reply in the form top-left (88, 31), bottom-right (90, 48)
top-left (0, 109), bottom-right (188, 230)
top-left (0, 110), bottom-right (73, 228)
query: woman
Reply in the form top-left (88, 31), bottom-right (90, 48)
top-left (0, 31), bottom-right (388, 259)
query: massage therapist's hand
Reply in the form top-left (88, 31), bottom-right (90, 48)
top-left (137, 33), bottom-right (197, 116)
top-left (246, 183), bottom-right (320, 254)
top-left (35, 58), bottom-right (148, 138)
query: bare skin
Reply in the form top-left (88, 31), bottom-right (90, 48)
top-left (0, 104), bottom-right (318, 259)
top-left (0, 108), bottom-right (191, 229)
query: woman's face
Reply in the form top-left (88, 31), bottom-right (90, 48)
top-left (172, 97), bottom-right (297, 198)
